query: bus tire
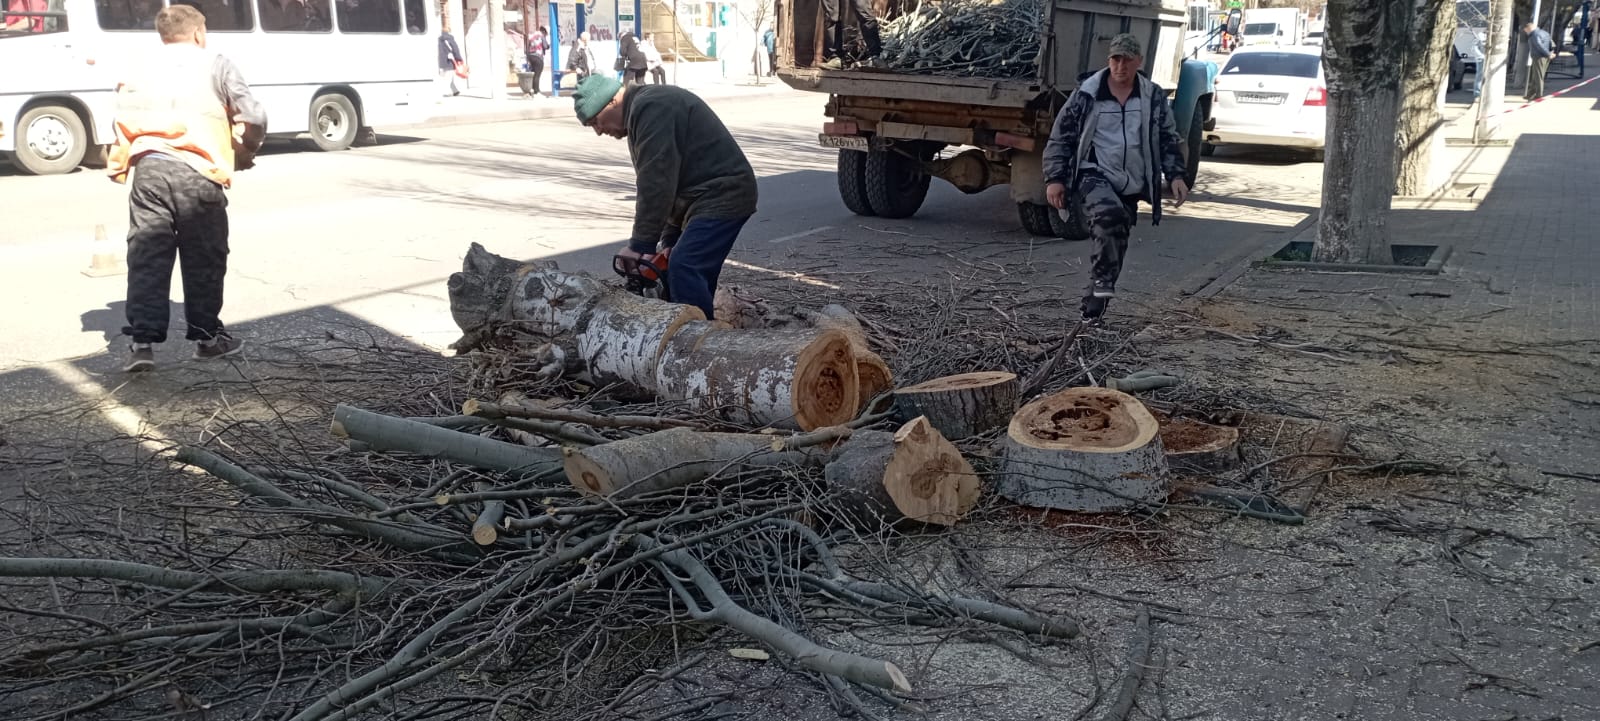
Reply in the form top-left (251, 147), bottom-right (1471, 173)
top-left (308, 93), bottom-right (359, 151)
top-left (13, 105), bottom-right (88, 176)
top-left (836, 149), bottom-right (875, 216)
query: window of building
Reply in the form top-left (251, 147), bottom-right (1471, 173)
top-left (336, 0), bottom-right (397, 33)
top-left (175, 0), bottom-right (253, 30)
top-left (401, 0), bottom-right (421, 32)
top-left (257, 0), bottom-right (330, 31)
top-left (95, 0), bottom-right (161, 31)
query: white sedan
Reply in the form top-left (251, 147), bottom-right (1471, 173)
top-left (1203, 46), bottom-right (1327, 160)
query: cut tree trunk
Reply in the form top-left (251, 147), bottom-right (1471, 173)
top-left (1155, 414), bottom-right (1242, 475)
top-left (799, 304), bottom-right (894, 406)
top-left (1394, 0), bottom-right (1454, 197)
top-left (997, 387), bottom-right (1169, 511)
top-left (579, 291), bottom-right (703, 395)
top-left (823, 416), bottom-right (980, 526)
top-left (331, 405), bottom-right (558, 475)
top-left (563, 426), bottom-right (831, 498)
top-left (892, 371), bottom-right (1018, 439)
top-left (1315, 0), bottom-right (1415, 263)
top-left (656, 321), bottom-right (860, 430)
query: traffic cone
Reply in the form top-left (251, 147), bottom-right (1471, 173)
top-left (82, 224), bottom-right (124, 278)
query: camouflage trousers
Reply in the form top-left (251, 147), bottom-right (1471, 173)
top-left (122, 155), bottom-right (231, 344)
top-left (1077, 171), bottom-right (1141, 319)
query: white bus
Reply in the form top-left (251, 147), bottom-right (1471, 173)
top-left (1183, 0), bottom-right (1219, 58)
top-left (1, 0), bottom-right (437, 175)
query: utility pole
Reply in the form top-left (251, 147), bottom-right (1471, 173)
top-left (1473, 0), bottom-right (1514, 141)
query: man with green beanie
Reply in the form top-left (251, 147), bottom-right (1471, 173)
top-left (572, 74), bottom-right (758, 320)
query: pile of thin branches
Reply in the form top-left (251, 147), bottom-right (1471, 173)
top-left (0, 394), bottom-right (1076, 721)
top-left (879, 0), bottom-right (1044, 78)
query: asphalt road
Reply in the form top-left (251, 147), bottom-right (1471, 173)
top-left (0, 88), bottom-right (1324, 384)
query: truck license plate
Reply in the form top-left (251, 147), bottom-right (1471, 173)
top-left (1236, 92), bottom-right (1284, 105)
top-left (818, 134), bottom-right (869, 151)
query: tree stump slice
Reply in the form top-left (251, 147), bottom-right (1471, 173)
top-left (578, 292), bottom-right (704, 395)
top-left (893, 371), bottom-right (1018, 439)
top-left (1156, 414), bottom-right (1242, 475)
top-left (564, 427), bottom-right (823, 498)
top-left (656, 321), bottom-right (860, 431)
top-left (808, 304), bottom-right (894, 405)
top-left (998, 387), bottom-right (1169, 512)
top-left (823, 416), bottom-right (979, 526)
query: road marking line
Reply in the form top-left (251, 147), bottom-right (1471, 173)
top-left (723, 260), bottom-right (843, 290)
top-left (42, 361), bottom-right (175, 455)
top-left (767, 225), bottom-right (833, 244)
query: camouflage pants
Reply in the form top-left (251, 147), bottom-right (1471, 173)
top-left (1077, 171), bottom-right (1140, 319)
top-left (122, 155), bottom-right (231, 344)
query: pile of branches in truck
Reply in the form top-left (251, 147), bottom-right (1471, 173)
top-left (879, 0), bottom-right (1044, 79)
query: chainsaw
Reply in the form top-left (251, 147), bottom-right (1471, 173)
top-left (613, 246), bottom-right (672, 301)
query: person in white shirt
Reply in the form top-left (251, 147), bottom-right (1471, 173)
top-left (641, 32), bottom-right (667, 84)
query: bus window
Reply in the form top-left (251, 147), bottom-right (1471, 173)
top-left (401, 0), bottom-right (421, 33)
top-left (4, 0), bottom-right (67, 34)
top-left (96, 0), bottom-right (162, 31)
top-left (258, 0), bottom-right (330, 32)
top-left (175, 0), bottom-right (253, 30)
top-left (336, 0), bottom-right (397, 34)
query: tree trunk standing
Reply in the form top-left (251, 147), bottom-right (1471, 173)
top-left (1394, 0), bottom-right (1454, 197)
top-left (1314, 0), bottom-right (1415, 264)
top-left (1475, 0), bottom-right (1516, 140)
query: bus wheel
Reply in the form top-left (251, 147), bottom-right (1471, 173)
top-left (309, 93), bottom-right (359, 151)
top-left (14, 105), bottom-right (88, 175)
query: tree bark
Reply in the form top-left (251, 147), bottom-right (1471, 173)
top-left (562, 427), bottom-right (832, 497)
top-left (892, 371), bottom-right (1018, 439)
top-left (1315, 0), bottom-right (1415, 263)
top-left (1394, 0), bottom-right (1454, 197)
top-left (997, 387), bottom-right (1169, 512)
top-left (330, 405), bottom-right (558, 475)
top-left (655, 321), bottom-right (860, 430)
top-left (822, 417), bottom-right (980, 526)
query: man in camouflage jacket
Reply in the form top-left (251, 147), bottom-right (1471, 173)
top-left (1043, 33), bottom-right (1189, 325)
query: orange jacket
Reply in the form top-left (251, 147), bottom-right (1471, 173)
top-left (108, 44), bottom-right (239, 187)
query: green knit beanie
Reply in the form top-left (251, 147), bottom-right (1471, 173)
top-left (574, 75), bottom-right (623, 125)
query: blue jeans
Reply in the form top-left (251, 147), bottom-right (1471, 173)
top-left (668, 215), bottom-right (749, 319)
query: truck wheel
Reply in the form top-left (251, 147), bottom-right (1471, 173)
top-left (309, 93), bottom-right (359, 151)
top-left (865, 146), bottom-right (930, 219)
top-left (13, 105), bottom-right (88, 175)
top-left (1181, 104), bottom-right (1204, 190)
top-left (836, 149), bottom-right (875, 216)
top-left (1017, 202), bottom-right (1054, 236)
top-left (1049, 199), bottom-right (1091, 241)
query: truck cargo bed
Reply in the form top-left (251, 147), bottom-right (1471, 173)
top-left (777, 68), bottom-right (1046, 109)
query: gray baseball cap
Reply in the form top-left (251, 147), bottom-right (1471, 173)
top-left (1109, 33), bottom-right (1143, 57)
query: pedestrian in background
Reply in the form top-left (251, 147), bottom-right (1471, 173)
top-left (107, 4), bottom-right (267, 371)
top-left (438, 18), bottom-right (463, 96)
top-left (526, 25), bottom-right (548, 97)
top-left (1042, 33), bottom-right (1188, 328)
top-left (619, 30), bottom-right (648, 86)
top-left (762, 26), bottom-right (776, 75)
top-left (567, 32), bottom-right (595, 82)
top-left (571, 75), bottom-right (758, 320)
top-left (642, 32), bottom-right (667, 84)
top-left (1523, 22), bottom-right (1554, 99)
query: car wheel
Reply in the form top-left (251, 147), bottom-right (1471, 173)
top-left (1201, 142), bottom-right (1217, 157)
top-left (308, 93), bottom-right (359, 151)
top-left (836, 149), bottom-right (875, 216)
top-left (13, 105), bottom-right (88, 175)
